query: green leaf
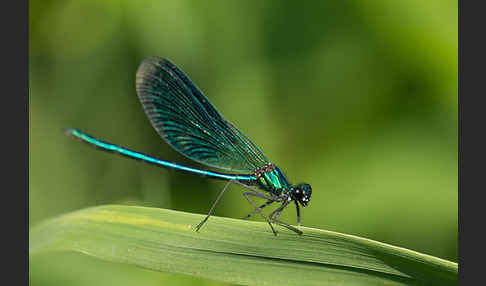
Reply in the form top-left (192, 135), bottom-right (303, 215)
top-left (29, 205), bottom-right (457, 286)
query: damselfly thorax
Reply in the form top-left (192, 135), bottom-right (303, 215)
top-left (253, 163), bottom-right (290, 195)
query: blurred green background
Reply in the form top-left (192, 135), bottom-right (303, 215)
top-left (29, 0), bottom-right (457, 285)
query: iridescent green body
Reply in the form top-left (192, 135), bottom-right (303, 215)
top-left (253, 164), bottom-right (291, 196)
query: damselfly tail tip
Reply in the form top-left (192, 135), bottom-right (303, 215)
top-left (64, 128), bottom-right (77, 136)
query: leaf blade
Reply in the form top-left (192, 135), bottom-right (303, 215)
top-left (29, 205), bottom-right (457, 286)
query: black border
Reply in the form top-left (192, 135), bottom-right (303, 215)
top-left (4, 0), bottom-right (29, 284)
top-left (459, 0), bottom-right (486, 284)
top-left (0, 1), bottom-right (29, 285)
top-left (457, 0), bottom-right (462, 283)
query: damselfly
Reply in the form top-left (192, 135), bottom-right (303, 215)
top-left (66, 57), bottom-right (312, 235)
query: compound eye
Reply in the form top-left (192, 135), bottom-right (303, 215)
top-left (296, 183), bottom-right (312, 205)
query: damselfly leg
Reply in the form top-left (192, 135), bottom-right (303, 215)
top-left (269, 201), bottom-right (303, 235)
top-left (196, 180), bottom-right (278, 235)
top-left (195, 180), bottom-right (232, 232)
top-left (232, 181), bottom-right (302, 235)
top-left (242, 200), bottom-right (274, 220)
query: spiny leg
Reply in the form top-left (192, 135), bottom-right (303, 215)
top-left (269, 201), bottom-right (303, 235)
top-left (294, 200), bottom-right (301, 226)
top-left (243, 192), bottom-right (277, 235)
top-left (229, 180), bottom-right (281, 222)
top-left (227, 179), bottom-right (279, 204)
top-left (232, 180), bottom-right (282, 235)
top-left (242, 200), bottom-right (274, 220)
top-left (273, 218), bottom-right (303, 235)
top-left (231, 180), bottom-right (281, 205)
top-left (269, 201), bottom-right (289, 221)
top-left (230, 180), bottom-right (268, 195)
top-left (274, 201), bottom-right (290, 221)
top-left (204, 180), bottom-right (287, 235)
top-left (272, 202), bottom-right (302, 230)
top-left (195, 180), bottom-right (232, 232)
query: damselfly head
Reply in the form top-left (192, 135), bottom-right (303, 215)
top-left (292, 183), bottom-right (312, 207)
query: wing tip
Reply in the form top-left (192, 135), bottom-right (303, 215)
top-left (136, 56), bottom-right (173, 75)
top-left (135, 56), bottom-right (176, 91)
